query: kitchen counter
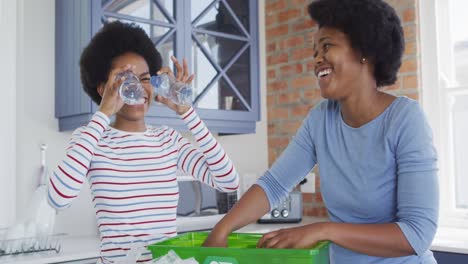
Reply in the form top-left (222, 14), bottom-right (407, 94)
top-left (237, 216), bottom-right (328, 234)
top-left (3, 217), bottom-right (463, 263)
top-left (0, 216), bottom-right (326, 263)
top-left (177, 215), bottom-right (328, 234)
top-left (0, 236), bottom-right (100, 264)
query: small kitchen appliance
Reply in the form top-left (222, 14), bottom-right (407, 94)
top-left (258, 190), bottom-right (303, 223)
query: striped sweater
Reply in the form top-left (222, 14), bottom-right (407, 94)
top-left (47, 107), bottom-right (239, 263)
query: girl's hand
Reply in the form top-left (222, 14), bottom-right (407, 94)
top-left (257, 223), bottom-right (329, 249)
top-left (98, 64), bottom-right (134, 117)
top-left (156, 56), bottom-right (195, 115)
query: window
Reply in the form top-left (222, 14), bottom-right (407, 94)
top-left (420, 0), bottom-right (468, 228)
top-left (55, 0), bottom-right (259, 134)
top-left (97, 0), bottom-right (258, 114)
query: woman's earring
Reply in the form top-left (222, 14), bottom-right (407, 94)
top-left (360, 57), bottom-right (367, 64)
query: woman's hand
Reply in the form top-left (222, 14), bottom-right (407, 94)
top-left (257, 223), bottom-right (329, 249)
top-left (202, 223), bottom-right (231, 248)
top-left (156, 56), bottom-right (195, 115)
top-left (202, 227), bottom-right (229, 248)
top-left (98, 64), bottom-right (133, 117)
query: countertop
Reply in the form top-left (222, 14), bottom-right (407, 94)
top-left (2, 217), bottom-right (466, 263)
top-left (236, 216), bottom-right (327, 233)
top-left (0, 216), bottom-right (326, 263)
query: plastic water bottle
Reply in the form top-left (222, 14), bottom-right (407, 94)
top-left (116, 71), bottom-right (145, 105)
top-left (150, 73), bottom-right (193, 106)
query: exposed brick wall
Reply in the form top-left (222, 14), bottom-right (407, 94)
top-left (265, 0), bottom-right (420, 218)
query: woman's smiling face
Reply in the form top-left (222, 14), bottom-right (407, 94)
top-left (313, 26), bottom-right (367, 100)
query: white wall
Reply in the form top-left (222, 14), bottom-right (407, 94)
top-left (9, 0), bottom-right (268, 236)
top-left (0, 0), bottom-right (17, 229)
top-left (15, 0), bottom-right (99, 237)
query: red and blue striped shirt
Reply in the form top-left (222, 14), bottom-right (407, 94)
top-left (47, 108), bottom-right (239, 263)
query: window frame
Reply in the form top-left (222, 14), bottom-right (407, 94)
top-left (88, 0), bottom-right (260, 133)
top-left (419, 0), bottom-right (468, 229)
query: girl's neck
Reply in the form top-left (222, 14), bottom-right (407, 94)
top-left (111, 116), bottom-right (147, 132)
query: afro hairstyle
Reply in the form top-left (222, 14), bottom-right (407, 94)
top-left (79, 21), bottom-right (162, 104)
top-left (308, 0), bottom-right (404, 87)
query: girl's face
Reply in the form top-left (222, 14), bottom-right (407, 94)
top-left (313, 27), bottom-right (367, 100)
top-left (110, 52), bottom-right (153, 121)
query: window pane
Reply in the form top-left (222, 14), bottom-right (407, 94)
top-left (191, 41), bottom-right (218, 99)
top-left (217, 77), bottom-right (247, 111)
top-left (103, 16), bottom-right (172, 45)
top-left (226, 48), bottom-right (251, 106)
top-left (193, 1), bottom-right (245, 37)
top-left (225, 0), bottom-right (249, 33)
top-left (450, 0), bottom-right (468, 86)
top-left (451, 93), bottom-right (468, 209)
top-left (193, 33), bottom-right (246, 68)
top-left (197, 78), bottom-right (247, 111)
top-left (156, 33), bottom-right (175, 73)
top-left (103, 0), bottom-right (172, 23)
top-left (191, 0), bottom-right (215, 21)
top-left (158, 0), bottom-right (174, 20)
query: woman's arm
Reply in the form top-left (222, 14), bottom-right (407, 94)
top-left (204, 109), bottom-right (319, 246)
top-left (393, 102), bottom-right (439, 255)
top-left (329, 223), bottom-right (413, 256)
top-left (172, 107), bottom-right (239, 192)
top-left (155, 57), bottom-right (238, 191)
top-left (47, 112), bottom-right (110, 209)
top-left (258, 222), bottom-right (413, 256)
top-left (204, 184), bottom-right (270, 246)
top-left (48, 64), bottom-right (126, 209)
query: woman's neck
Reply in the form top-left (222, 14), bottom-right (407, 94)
top-left (111, 116), bottom-right (147, 132)
top-left (340, 82), bottom-right (395, 128)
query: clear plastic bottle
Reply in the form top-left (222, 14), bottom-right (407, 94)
top-left (150, 73), bottom-right (193, 106)
top-left (116, 71), bottom-right (145, 105)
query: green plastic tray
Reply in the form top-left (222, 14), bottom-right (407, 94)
top-left (148, 232), bottom-right (329, 264)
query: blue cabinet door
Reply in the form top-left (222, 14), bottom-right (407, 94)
top-left (55, 0), bottom-right (94, 131)
top-left (55, 0), bottom-right (259, 134)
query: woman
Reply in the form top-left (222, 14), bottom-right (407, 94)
top-left (204, 0), bottom-right (438, 263)
top-left (47, 21), bottom-right (239, 263)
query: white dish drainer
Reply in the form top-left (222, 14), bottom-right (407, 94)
top-left (0, 230), bottom-right (64, 256)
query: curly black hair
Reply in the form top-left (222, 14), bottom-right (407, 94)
top-left (79, 21), bottom-right (162, 104)
top-left (308, 0), bottom-right (404, 87)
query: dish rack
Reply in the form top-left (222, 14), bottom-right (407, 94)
top-left (0, 230), bottom-right (63, 256)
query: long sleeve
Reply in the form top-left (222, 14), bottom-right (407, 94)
top-left (257, 109), bottom-right (318, 208)
top-left (47, 111), bottom-right (110, 209)
top-left (173, 107), bottom-right (239, 192)
top-left (393, 102), bottom-right (439, 255)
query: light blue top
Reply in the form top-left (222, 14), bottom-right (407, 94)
top-left (257, 97), bottom-right (438, 263)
